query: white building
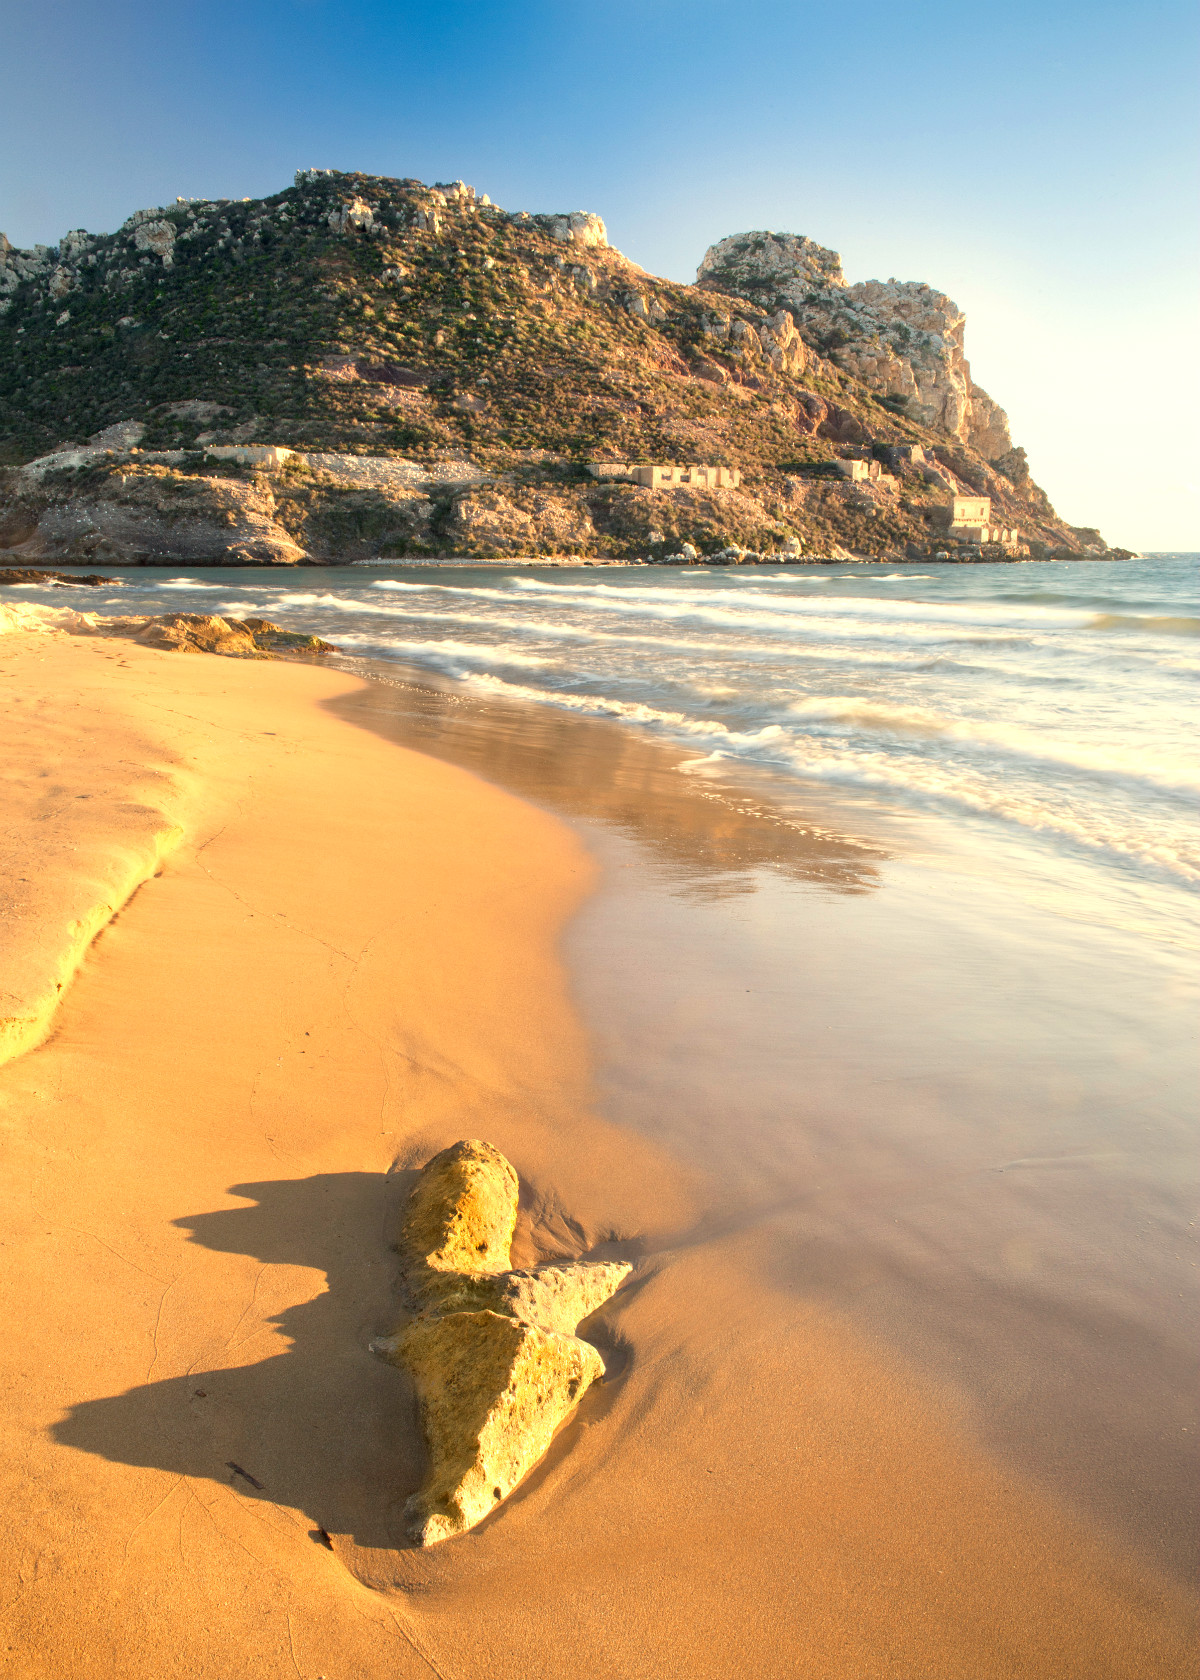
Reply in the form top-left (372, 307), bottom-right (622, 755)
top-left (586, 462), bottom-right (741, 489)
top-left (204, 445), bottom-right (294, 469)
top-left (833, 458), bottom-right (882, 482)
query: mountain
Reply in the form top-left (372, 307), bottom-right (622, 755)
top-left (0, 171), bottom-right (1114, 564)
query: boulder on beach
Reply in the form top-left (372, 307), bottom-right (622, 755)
top-left (400, 1138), bottom-right (519, 1281)
top-left (382, 1139), bottom-right (631, 1545)
top-left (397, 1308), bottom-right (604, 1547)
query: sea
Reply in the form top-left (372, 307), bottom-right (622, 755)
top-left (32, 551), bottom-right (1198, 944)
top-left (18, 552), bottom-right (1200, 1578)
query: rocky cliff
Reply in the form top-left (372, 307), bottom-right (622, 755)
top-left (697, 232), bottom-right (1015, 461)
top-left (0, 172), bottom-right (1106, 564)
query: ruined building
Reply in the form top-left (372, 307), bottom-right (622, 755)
top-left (586, 462), bottom-right (742, 489)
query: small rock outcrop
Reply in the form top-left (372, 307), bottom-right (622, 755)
top-left (0, 603), bottom-right (337, 657)
top-left (0, 232), bottom-right (53, 316)
top-left (328, 197), bottom-right (376, 236)
top-left (131, 217), bottom-right (176, 268)
top-left (0, 568), bottom-right (116, 586)
top-left (120, 612), bottom-right (337, 656)
top-left (546, 211), bottom-right (607, 249)
top-left (381, 1140), bottom-right (631, 1547)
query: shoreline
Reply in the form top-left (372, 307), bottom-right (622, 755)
top-left (3, 550), bottom-right (1140, 573)
top-left (0, 626), bottom-right (1193, 1676)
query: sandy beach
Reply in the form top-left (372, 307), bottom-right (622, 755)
top-left (0, 622), bottom-right (1194, 1679)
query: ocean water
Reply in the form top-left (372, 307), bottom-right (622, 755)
top-left (30, 553), bottom-right (1199, 949)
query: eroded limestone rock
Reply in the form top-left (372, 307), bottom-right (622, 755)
top-left (420, 1259), bottom-right (633, 1334)
top-left (123, 613), bottom-right (337, 656)
top-left (131, 218), bottom-right (176, 268)
top-left (0, 568), bottom-right (115, 587)
top-left (385, 1140), bottom-right (631, 1545)
top-left (400, 1138), bottom-right (519, 1278)
top-left (0, 604), bottom-right (336, 656)
top-left (546, 211), bottom-right (607, 249)
top-left (397, 1310), bottom-right (604, 1546)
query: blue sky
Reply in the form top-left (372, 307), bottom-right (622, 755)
top-left (3, 0), bottom-right (1196, 546)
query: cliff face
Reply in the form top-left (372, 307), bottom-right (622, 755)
top-left (697, 232), bottom-right (1012, 460)
top-left (0, 172), bottom-right (1100, 563)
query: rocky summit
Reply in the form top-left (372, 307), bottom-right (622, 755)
top-left (0, 172), bottom-right (1114, 564)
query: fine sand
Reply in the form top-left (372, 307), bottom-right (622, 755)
top-left (0, 625), bottom-right (1193, 1678)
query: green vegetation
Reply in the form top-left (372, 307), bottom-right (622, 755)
top-left (0, 171), bottom-right (929, 471)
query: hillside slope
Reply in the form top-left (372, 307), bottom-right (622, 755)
top-left (0, 171), bottom-right (1110, 563)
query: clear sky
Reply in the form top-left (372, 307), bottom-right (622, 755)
top-left (3, 0), bottom-right (1196, 547)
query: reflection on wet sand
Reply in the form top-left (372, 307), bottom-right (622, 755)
top-left (325, 661), bottom-right (891, 897)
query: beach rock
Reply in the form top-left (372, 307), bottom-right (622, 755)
top-left (128, 613), bottom-right (257, 654)
top-left (6, 471), bottom-right (309, 566)
top-left (401, 1138), bottom-right (519, 1278)
top-left (0, 605), bottom-right (335, 657)
top-left (116, 612), bottom-right (336, 657)
top-left (386, 1140), bottom-right (631, 1544)
top-left (0, 568), bottom-right (116, 587)
top-left (396, 1310), bottom-right (604, 1546)
top-left (424, 1259), bottom-right (633, 1334)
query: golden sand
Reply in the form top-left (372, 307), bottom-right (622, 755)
top-left (0, 627), bottom-right (1192, 1677)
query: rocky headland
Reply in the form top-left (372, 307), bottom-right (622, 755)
top-left (0, 173), bottom-right (1120, 564)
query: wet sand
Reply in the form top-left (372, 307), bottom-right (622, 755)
top-left (0, 631), bottom-right (1194, 1676)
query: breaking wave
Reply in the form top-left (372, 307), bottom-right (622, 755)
top-left (456, 670), bottom-right (1200, 885)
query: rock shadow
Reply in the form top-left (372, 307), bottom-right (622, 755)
top-left (52, 1172), bottom-right (424, 1552)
